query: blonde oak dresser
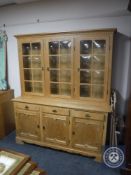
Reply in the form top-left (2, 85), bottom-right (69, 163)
top-left (12, 29), bottom-right (116, 161)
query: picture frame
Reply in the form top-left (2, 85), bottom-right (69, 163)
top-left (0, 148), bottom-right (30, 175)
top-left (17, 161), bottom-right (37, 175)
top-left (30, 168), bottom-right (47, 175)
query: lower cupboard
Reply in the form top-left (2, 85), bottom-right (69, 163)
top-left (13, 101), bottom-right (108, 162)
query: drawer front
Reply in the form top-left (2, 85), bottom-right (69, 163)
top-left (15, 102), bottom-right (40, 112)
top-left (70, 110), bottom-right (105, 121)
top-left (41, 106), bottom-right (69, 116)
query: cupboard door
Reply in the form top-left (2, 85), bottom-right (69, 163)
top-left (75, 36), bottom-right (109, 100)
top-left (15, 110), bottom-right (40, 141)
top-left (20, 40), bottom-right (45, 95)
top-left (71, 117), bottom-right (104, 152)
top-left (46, 37), bottom-right (74, 97)
top-left (42, 113), bottom-right (69, 146)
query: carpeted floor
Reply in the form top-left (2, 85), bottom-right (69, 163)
top-left (0, 132), bottom-right (120, 175)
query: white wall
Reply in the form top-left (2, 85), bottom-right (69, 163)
top-left (0, 0), bottom-right (131, 115)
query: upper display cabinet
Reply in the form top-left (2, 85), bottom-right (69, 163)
top-left (16, 29), bottom-right (115, 104)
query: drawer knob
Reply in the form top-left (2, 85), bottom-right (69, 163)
top-left (72, 131), bottom-right (75, 135)
top-left (25, 105), bottom-right (29, 110)
top-left (52, 109), bottom-right (57, 113)
top-left (43, 126), bottom-right (45, 130)
top-left (85, 114), bottom-right (91, 118)
top-left (37, 124), bottom-right (40, 128)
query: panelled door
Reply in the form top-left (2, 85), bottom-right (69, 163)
top-left (42, 113), bottom-right (69, 146)
top-left (15, 110), bottom-right (41, 141)
top-left (71, 117), bottom-right (104, 152)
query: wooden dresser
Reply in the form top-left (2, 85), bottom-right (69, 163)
top-left (13, 29), bottom-right (116, 161)
top-left (0, 89), bottom-right (15, 138)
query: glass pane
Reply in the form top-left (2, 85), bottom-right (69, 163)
top-left (93, 40), bottom-right (106, 54)
top-left (80, 40), bottom-right (92, 54)
top-left (80, 70), bottom-right (91, 83)
top-left (24, 69), bottom-right (32, 80)
top-left (49, 56), bottom-right (59, 68)
top-left (32, 56), bottom-right (41, 68)
top-left (92, 55), bottom-right (105, 69)
top-left (31, 42), bottom-right (41, 55)
top-left (60, 40), bottom-right (71, 54)
top-left (32, 69), bottom-right (42, 81)
top-left (22, 43), bottom-right (31, 55)
top-left (50, 70), bottom-right (59, 82)
top-left (60, 55), bottom-right (71, 68)
top-left (92, 85), bottom-right (104, 98)
top-left (49, 41), bottom-right (59, 55)
top-left (80, 55), bottom-right (91, 69)
top-left (23, 56), bottom-right (31, 68)
top-left (25, 82), bottom-right (33, 92)
top-left (33, 82), bottom-right (43, 93)
top-left (92, 71), bottom-right (104, 84)
top-left (60, 84), bottom-right (71, 96)
top-left (50, 83), bottom-right (59, 94)
top-left (80, 85), bottom-right (91, 97)
top-left (60, 70), bottom-right (71, 82)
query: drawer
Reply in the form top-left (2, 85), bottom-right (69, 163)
top-left (15, 102), bottom-right (40, 111)
top-left (70, 110), bottom-right (105, 121)
top-left (41, 106), bottom-right (69, 116)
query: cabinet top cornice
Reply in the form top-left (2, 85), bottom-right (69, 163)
top-left (15, 28), bottom-right (117, 38)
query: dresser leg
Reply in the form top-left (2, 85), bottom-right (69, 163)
top-left (16, 138), bottom-right (24, 144)
top-left (95, 154), bottom-right (102, 162)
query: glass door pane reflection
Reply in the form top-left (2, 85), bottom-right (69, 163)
top-left (24, 69), bottom-right (32, 80)
top-left (25, 82), bottom-right (33, 92)
top-left (32, 57), bottom-right (41, 68)
top-left (92, 55), bottom-right (105, 69)
top-left (60, 55), bottom-right (71, 68)
top-left (50, 83), bottom-right (59, 95)
top-left (92, 71), bottom-right (104, 84)
top-left (80, 85), bottom-right (91, 97)
top-left (23, 56), bottom-right (31, 68)
top-left (80, 55), bottom-right (91, 69)
top-left (93, 40), bottom-right (106, 54)
top-left (60, 84), bottom-right (71, 96)
top-left (49, 41), bottom-right (59, 55)
top-left (33, 82), bottom-right (43, 93)
top-left (50, 70), bottom-right (59, 82)
top-left (80, 40), bottom-right (92, 54)
top-left (92, 85), bottom-right (104, 98)
top-left (60, 40), bottom-right (71, 54)
top-left (60, 70), bottom-right (71, 82)
top-left (80, 70), bottom-right (91, 83)
top-left (49, 56), bottom-right (59, 68)
top-left (22, 43), bottom-right (31, 55)
top-left (32, 69), bottom-right (42, 81)
top-left (31, 42), bottom-right (41, 55)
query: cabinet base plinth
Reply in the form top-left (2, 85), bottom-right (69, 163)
top-left (16, 137), bottom-right (24, 144)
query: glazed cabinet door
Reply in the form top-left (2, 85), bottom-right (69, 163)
top-left (41, 113), bottom-right (69, 146)
top-left (15, 110), bottom-right (41, 141)
top-left (71, 117), bottom-right (104, 152)
top-left (19, 39), bottom-right (45, 95)
top-left (45, 37), bottom-right (74, 98)
top-left (75, 35), bottom-right (110, 101)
